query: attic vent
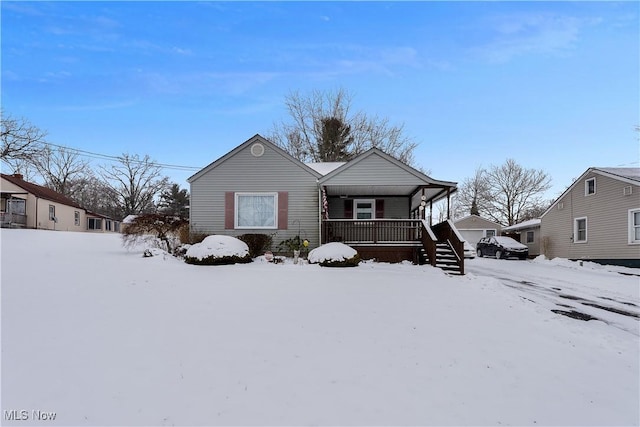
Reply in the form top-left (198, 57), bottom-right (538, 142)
top-left (250, 143), bottom-right (265, 157)
top-left (557, 202), bottom-right (564, 210)
top-left (623, 186), bottom-right (633, 196)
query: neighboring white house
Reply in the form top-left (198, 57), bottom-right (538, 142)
top-left (540, 167), bottom-right (640, 267)
top-left (453, 214), bottom-right (502, 248)
top-left (1, 173), bottom-right (120, 233)
top-left (1, 173), bottom-right (87, 231)
top-left (502, 218), bottom-right (541, 257)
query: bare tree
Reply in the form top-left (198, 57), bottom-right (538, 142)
top-left (456, 159), bottom-right (551, 226)
top-left (1, 110), bottom-right (47, 165)
top-left (452, 168), bottom-right (490, 219)
top-left (1, 157), bottom-right (39, 181)
top-left (67, 172), bottom-right (122, 218)
top-left (33, 146), bottom-right (89, 196)
top-left (269, 87), bottom-right (418, 165)
top-left (99, 154), bottom-right (169, 216)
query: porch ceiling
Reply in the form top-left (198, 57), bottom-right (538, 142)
top-left (324, 184), bottom-right (446, 200)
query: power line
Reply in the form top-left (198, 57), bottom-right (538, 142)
top-left (43, 141), bottom-right (203, 172)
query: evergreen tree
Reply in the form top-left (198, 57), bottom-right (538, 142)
top-left (158, 183), bottom-right (190, 219)
top-left (470, 197), bottom-right (480, 216)
top-left (318, 116), bottom-right (352, 161)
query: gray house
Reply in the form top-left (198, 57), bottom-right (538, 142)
top-left (188, 135), bottom-right (466, 272)
top-left (540, 167), bottom-right (640, 267)
top-left (453, 214), bottom-right (502, 248)
top-left (502, 218), bottom-right (541, 257)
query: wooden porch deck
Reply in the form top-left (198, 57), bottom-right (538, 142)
top-left (321, 219), bottom-right (465, 274)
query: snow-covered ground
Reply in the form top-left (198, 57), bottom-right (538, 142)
top-left (1, 229), bottom-right (638, 426)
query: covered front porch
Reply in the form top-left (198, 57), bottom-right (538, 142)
top-left (313, 149), bottom-right (465, 273)
top-left (319, 184), bottom-right (464, 269)
top-left (1, 191), bottom-right (28, 228)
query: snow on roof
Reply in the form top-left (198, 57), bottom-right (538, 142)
top-left (502, 218), bottom-right (541, 232)
top-left (122, 215), bottom-right (138, 224)
top-left (305, 162), bottom-right (346, 175)
top-left (594, 167), bottom-right (640, 182)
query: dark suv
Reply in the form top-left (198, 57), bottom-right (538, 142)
top-left (476, 236), bottom-right (528, 260)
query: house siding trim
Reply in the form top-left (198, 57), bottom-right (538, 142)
top-left (629, 208), bottom-right (640, 245)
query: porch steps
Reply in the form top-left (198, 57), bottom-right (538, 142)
top-left (419, 242), bottom-right (463, 275)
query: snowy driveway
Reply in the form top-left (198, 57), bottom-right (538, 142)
top-left (465, 257), bottom-right (640, 335)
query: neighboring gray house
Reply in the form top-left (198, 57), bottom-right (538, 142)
top-left (540, 167), bottom-right (640, 267)
top-left (453, 214), bottom-right (502, 248)
top-left (188, 135), bottom-right (466, 272)
top-left (502, 218), bottom-right (541, 257)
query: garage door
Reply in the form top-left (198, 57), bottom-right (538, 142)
top-left (459, 230), bottom-right (484, 248)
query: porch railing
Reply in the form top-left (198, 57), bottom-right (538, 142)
top-left (0, 212), bottom-right (27, 228)
top-left (432, 219), bottom-right (465, 275)
top-left (322, 219), bottom-right (422, 244)
top-left (420, 220), bottom-right (438, 267)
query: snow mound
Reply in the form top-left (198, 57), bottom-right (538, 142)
top-left (185, 235), bottom-right (249, 260)
top-left (308, 242), bottom-right (358, 264)
top-left (532, 254), bottom-right (639, 275)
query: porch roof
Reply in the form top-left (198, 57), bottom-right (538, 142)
top-left (323, 184), bottom-right (451, 200)
top-left (318, 148), bottom-right (457, 202)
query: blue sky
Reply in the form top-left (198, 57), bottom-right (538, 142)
top-left (2, 1), bottom-right (638, 200)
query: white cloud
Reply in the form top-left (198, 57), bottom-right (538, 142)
top-left (473, 13), bottom-right (600, 63)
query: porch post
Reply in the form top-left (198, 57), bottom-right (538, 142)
top-left (318, 184), bottom-right (322, 245)
top-left (429, 200), bottom-right (433, 226)
top-left (447, 188), bottom-right (451, 219)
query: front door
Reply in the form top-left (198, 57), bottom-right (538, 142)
top-left (354, 199), bottom-right (375, 219)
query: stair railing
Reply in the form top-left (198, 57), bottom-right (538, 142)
top-left (432, 219), bottom-right (465, 275)
top-left (420, 220), bottom-right (437, 267)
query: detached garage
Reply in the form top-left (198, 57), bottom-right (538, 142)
top-left (454, 214), bottom-right (502, 248)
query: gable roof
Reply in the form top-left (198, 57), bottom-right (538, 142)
top-left (541, 166), bottom-right (640, 218)
top-left (1, 173), bottom-right (84, 209)
top-left (187, 134), bottom-right (322, 183)
top-left (318, 148), bottom-right (457, 187)
top-left (454, 214), bottom-right (503, 229)
top-left (592, 167), bottom-right (640, 183)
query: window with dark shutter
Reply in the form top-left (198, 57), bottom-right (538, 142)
top-left (375, 199), bottom-right (384, 219)
top-left (344, 199), bottom-right (353, 219)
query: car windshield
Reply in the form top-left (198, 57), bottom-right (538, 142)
top-left (494, 236), bottom-right (526, 247)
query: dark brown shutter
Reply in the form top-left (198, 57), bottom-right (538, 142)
top-left (375, 199), bottom-right (384, 219)
top-left (224, 192), bottom-right (235, 229)
top-left (344, 199), bottom-right (353, 219)
top-left (278, 192), bottom-right (288, 229)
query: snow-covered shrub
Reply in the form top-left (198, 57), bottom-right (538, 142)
top-left (238, 233), bottom-right (274, 258)
top-left (122, 213), bottom-right (187, 253)
top-left (308, 242), bottom-right (360, 267)
top-left (184, 235), bottom-right (252, 265)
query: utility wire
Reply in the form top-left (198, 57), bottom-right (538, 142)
top-left (42, 141), bottom-right (203, 171)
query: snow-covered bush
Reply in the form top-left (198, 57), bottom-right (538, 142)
top-left (308, 242), bottom-right (360, 267)
top-left (122, 213), bottom-right (187, 253)
top-left (184, 235), bottom-right (252, 265)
